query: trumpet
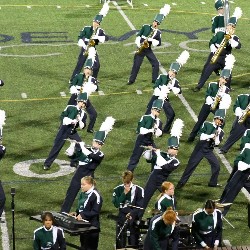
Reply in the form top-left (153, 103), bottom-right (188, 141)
top-left (238, 103), bottom-right (250, 124)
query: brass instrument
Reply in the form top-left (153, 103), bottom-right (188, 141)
top-left (84, 28), bottom-right (98, 56)
top-left (210, 33), bottom-right (232, 64)
top-left (211, 85), bottom-right (224, 110)
top-left (136, 28), bottom-right (156, 55)
top-left (238, 103), bottom-right (250, 124)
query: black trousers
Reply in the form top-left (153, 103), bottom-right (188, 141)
top-left (146, 96), bottom-right (175, 133)
top-left (61, 165), bottom-right (95, 213)
top-left (196, 52), bottom-right (232, 89)
top-left (128, 48), bottom-right (159, 83)
top-left (44, 125), bottom-right (82, 167)
top-left (127, 134), bottom-right (155, 172)
top-left (220, 116), bottom-right (250, 153)
top-left (80, 231), bottom-right (99, 250)
top-left (220, 170), bottom-right (250, 216)
top-left (143, 170), bottom-right (170, 212)
top-left (178, 141), bottom-right (220, 186)
top-left (70, 47), bottom-right (100, 81)
top-left (0, 181), bottom-right (6, 218)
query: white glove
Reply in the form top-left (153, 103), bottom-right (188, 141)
top-left (78, 39), bottom-right (86, 49)
top-left (153, 87), bottom-right (161, 97)
top-left (79, 121), bottom-right (85, 129)
top-left (238, 161), bottom-right (250, 171)
top-left (205, 96), bottom-right (214, 105)
top-left (172, 87), bottom-right (180, 95)
top-left (210, 44), bottom-right (217, 53)
top-left (147, 38), bottom-right (153, 42)
top-left (151, 39), bottom-right (159, 47)
top-left (135, 36), bottom-right (141, 47)
top-left (229, 38), bottom-right (239, 48)
top-left (142, 150), bottom-right (152, 160)
top-left (235, 107), bottom-right (243, 117)
top-left (155, 128), bottom-right (162, 138)
top-left (65, 142), bottom-right (76, 156)
top-left (69, 86), bottom-right (79, 94)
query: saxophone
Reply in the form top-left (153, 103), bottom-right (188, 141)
top-left (238, 103), bottom-right (250, 124)
top-left (210, 24), bottom-right (235, 64)
top-left (211, 85), bottom-right (224, 110)
top-left (84, 28), bottom-right (98, 56)
top-left (136, 28), bottom-right (156, 55)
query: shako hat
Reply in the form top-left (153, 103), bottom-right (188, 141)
top-left (77, 92), bottom-right (88, 103)
top-left (170, 50), bottom-right (190, 73)
top-left (93, 116), bottom-right (115, 144)
top-left (214, 109), bottom-right (226, 121)
top-left (153, 4), bottom-right (171, 24)
top-left (214, 0), bottom-right (224, 10)
top-left (167, 119), bottom-right (184, 149)
top-left (93, 2), bottom-right (109, 24)
top-left (152, 99), bottom-right (163, 111)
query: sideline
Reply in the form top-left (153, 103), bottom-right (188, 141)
top-left (112, 0), bottom-right (250, 206)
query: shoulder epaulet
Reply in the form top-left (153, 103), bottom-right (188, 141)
top-left (92, 190), bottom-right (101, 204)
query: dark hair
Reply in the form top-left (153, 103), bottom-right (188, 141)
top-left (41, 211), bottom-right (55, 224)
top-left (204, 199), bottom-right (216, 210)
top-left (122, 170), bottom-right (133, 183)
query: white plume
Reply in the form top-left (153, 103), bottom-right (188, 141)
top-left (159, 4), bottom-right (171, 17)
top-left (0, 110), bottom-right (6, 127)
top-left (232, 7), bottom-right (243, 19)
top-left (224, 54), bottom-right (236, 70)
top-left (99, 116), bottom-right (116, 132)
top-left (88, 47), bottom-right (96, 59)
top-left (170, 119), bottom-right (184, 138)
top-left (82, 82), bottom-right (97, 95)
top-left (219, 95), bottom-right (232, 110)
top-left (176, 50), bottom-right (190, 66)
top-left (99, 2), bottom-right (109, 17)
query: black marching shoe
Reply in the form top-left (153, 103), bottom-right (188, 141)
top-left (176, 182), bottom-right (185, 189)
top-left (87, 129), bottom-right (94, 133)
top-left (187, 136), bottom-right (195, 142)
top-left (218, 149), bottom-right (227, 154)
top-left (208, 183), bottom-right (222, 188)
top-left (127, 80), bottom-right (134, 85)
top-left (192, 86), bottom-right (200, 92)
top-left (43, 165), bottom-right (50, 171)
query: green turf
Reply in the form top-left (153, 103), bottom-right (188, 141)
top-left (0, 0), bottom-right (249, 249)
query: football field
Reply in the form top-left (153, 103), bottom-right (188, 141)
top-left (0, 0), bottom-right (250, 249)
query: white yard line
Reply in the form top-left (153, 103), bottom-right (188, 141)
top-left (1, 211), bottom-right (10, 250)
top-left (113, 1), bottom-right (250, 204)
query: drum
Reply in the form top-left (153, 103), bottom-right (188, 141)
top-left (134, 218), bottom-right (150, 230)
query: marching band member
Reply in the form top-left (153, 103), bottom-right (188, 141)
top-left (43, 92), bottom-right (87, 170)
top-left (143, 208), bottom-right (179, 250)
top-left (177, 110), bottom-right (225, 189)
top-left (69, 176), bottom-right (103, 250)
top-left (127, 99), bottom-right (163, 172)
top-left (212, 0), bottom-right (225, 35)
top-left (61, 117), bottom-right (115, 213)
top-left (69, 2), bottom-right (109, 82)
top-left (188, 54), bottom-right (234, 142)
top-left (142, 119), bottom-right (184, 212)
top-left (219, 93), bottom-right (250, 154)
top-left (145, 51), bottom-right (189, 134)
top-left (33, 212), bottom-right (66, 250)
top-left (68, 48), bottom-right (99, 133)
top-left (155, 181), bottom-right (176, 213)
top-left (218, 143), bottom-right (250, 216)
top-left (127, 4), bottom-right (170, 85)
top-left (192, 200), bottom-right (222, 249)
top-left (193, 7), bottom-right (242, 92)
top-left (112, 170), bottom-right (144, 249)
